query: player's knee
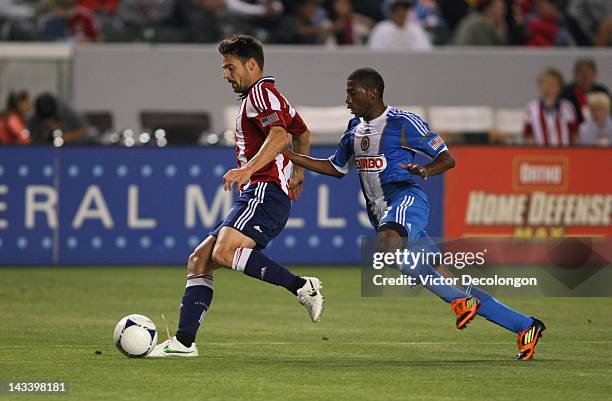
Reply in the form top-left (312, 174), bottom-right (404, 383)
top-left (211, 243), bottom-right (235, 268)
top-left (187, 252), bottom-right (206, 276)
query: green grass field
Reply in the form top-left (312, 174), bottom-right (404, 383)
top-left (1, 266), bottom-right (611, 401)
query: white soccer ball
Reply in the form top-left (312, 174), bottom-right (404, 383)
top-left (113, 314), bottom-right (158, 357)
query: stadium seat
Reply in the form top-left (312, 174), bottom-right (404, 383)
top-left (428, 106), bottom-right (494, 144)
top-left (296, 106), bottom-right (352, 144)
top-left (494, 108), bottom-right (525, 145)
top-left (140, 111), bottom-right (210, 145)
top-left (428, 106), bottom-right (494, 134)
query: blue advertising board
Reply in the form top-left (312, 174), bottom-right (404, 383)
top-left (0, 147), bottom-right (443, 265)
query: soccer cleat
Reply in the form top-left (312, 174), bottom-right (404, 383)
top-left (297, 276), bottom-right (324, 323)
top-left (516, 318), bottom-right (546, 361)
top-left (147, 336), bottom-right (198, 358)
top-left (450, 297), bottom-right (479, 330)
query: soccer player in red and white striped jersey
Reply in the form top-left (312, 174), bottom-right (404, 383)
top-left (523, 67), bottom-right (578, 147)
top-left (233, 73), bottom-right (307, 194)
top-left (149, 34), bottom-right (324, 358)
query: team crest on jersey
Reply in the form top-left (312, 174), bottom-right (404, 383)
top-left (355, 155), bottom-right (387, 172)
top-left (360, 136), bottom-right (370, 151)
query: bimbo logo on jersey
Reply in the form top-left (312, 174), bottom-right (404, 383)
top-left (355, 156), bottom-right (387, 172)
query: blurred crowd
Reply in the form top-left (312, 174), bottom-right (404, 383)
top-left (1, 58), bottom-right (610, 147)
top-left (0, 0), bottom-right (611, 47)
top-left (523, 58), bottom-right (611, 147)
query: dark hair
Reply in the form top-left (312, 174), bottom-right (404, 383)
top-left (35, 93), bottom-right (58, 120)
top-left (218, 34), bottom-right (265, 70)
top-left (574, 57), bottom-right (596, 72)
top-left (348, 67), bottom-right (385, 98)
top-left (390, 0), bottom-right (412, 13)
top-left (538, 66), bottom-right (564, 88)
top-left (6, 90), bottom-right (29, 113)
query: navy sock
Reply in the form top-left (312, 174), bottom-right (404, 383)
top-left (176, 275), bottom-right (214, 347)
top-left (232, 247), bottom-right (306, 295)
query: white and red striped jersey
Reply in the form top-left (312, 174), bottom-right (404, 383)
top-left (522, 99), bottom-right (578, 147)
top-left (234, 76), bottom-right (307, 194)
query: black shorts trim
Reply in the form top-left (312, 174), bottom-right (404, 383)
top-left (377, 221), bottom-right (408, 238)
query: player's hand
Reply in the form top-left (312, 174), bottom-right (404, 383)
top-left (400, 163), bottom-right (428, 180)
top-left (223, 167), bottom-right (252, 192)
top-left (288, 168), bottom-right (304, 200)
top-left (281, 142), bottom-right (291, 156)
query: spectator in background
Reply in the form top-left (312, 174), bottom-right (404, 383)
top-left (523, 67), bottom-right (578, 146)
top-left (0, 0), bottom-right (36, 40)
top-left (594, 15), bottom-right (612, 46)
top-left (436, 0), bottom-right (470, 32)
top-left (28, 93), bottom-right (94, 145)
top-left (117, 0), bottom-right (178, 41)
top-left (38, 0), bottom-right (101, 42)
top-left (562, 58), bottom-right (610, 123)
top-left (118, 0), bottom-right (176, 27)
top-left (412, 0), bottom-right (449, 43)
top-left (352, 0), bottom-right (385, 22)
top-left (226, 0), bottom-right (283, 41)
top-left (77, 0), bottom-right (121, 40)
top-left (579, 92), bottom-right (612, 146)
top-left (368, 0), bottom-right (432, 50)
top-left (277, 0), bottom-right (332, 44)
top-left (79, 0), bottom-right (117, 13)
top-left (226, 0), bottom-right (283, 18)
top-left (326, 0), bottom-right (374, 45)
top-left (454, 0), bottom-right (508, 46)
top-left (524, 0), bottom-right (574, 46)
top-left (177, 0), bottom-right (235, 43)
top-left (567, 0), bottom-right (612, 46)
top-left (0, 90), bottom-right (31, 145)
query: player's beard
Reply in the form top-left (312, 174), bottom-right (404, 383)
top-left (228, 78), bottom-right (245, 93)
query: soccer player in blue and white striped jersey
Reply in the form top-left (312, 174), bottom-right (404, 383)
top-left (287, 68), bottom-right (546, 360)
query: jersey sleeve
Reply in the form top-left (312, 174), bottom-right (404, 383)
top-left (328, 122), bottom-right (355, 175)
top-left (248, 83), bottom-right (297, 135)
top-left (287, 111), bottom-right (307, 136)
top-left (402, 114), bottom-right (447, 159)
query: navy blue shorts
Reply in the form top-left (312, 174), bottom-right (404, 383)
top-left (209, 181), bottom-right (290, 249)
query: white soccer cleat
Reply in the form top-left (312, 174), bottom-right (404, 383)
top-left (146, 336), bottom-right (198, 358)
top-left (297, 277), bottom-right (324, 323)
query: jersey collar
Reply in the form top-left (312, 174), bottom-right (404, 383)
top-left (238, 76), bottom-right (276, 100)
top-left (362, 105), bottom-right (391, 125)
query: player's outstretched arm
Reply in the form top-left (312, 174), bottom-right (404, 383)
top-left (286, 151), bottom-right (345, 178)
top-left (288, 129), bottom-right (311, 200)
top-left (400, 150), bottom-right (455, 180)
top-left (224, 126), bottom-right (288, 191)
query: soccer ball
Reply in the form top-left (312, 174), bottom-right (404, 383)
top-left (113, 314), bottom-right (158, 357)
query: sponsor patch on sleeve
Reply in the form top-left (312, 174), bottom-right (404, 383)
top-left (428, 136), bottom-right (445, 150)
top-left (260, 112), bottom-right (281, 127)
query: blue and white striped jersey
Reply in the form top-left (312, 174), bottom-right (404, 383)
top-left (328, 106), bottom-right (447, 224)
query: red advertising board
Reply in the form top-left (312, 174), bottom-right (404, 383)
top-left (444, 147), bottom-right (612, 237)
